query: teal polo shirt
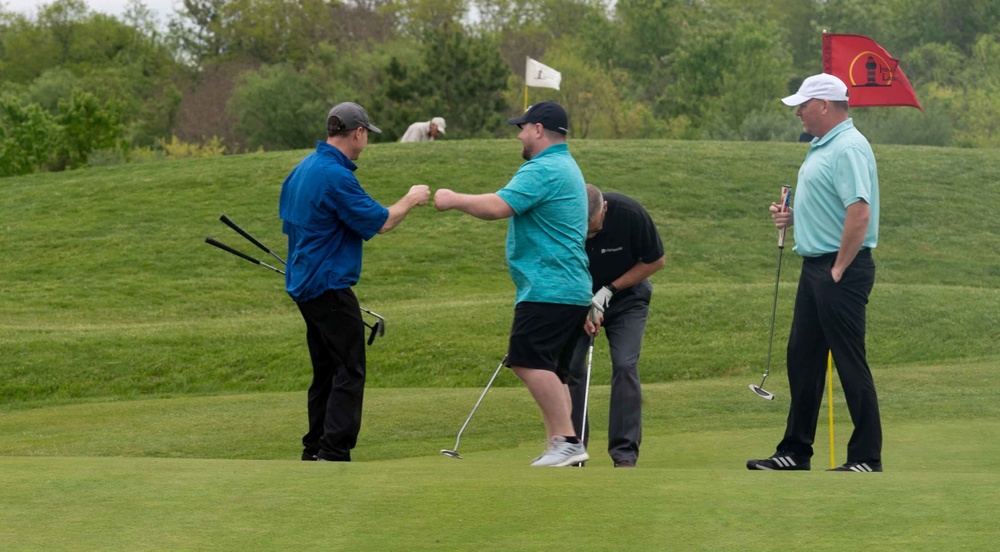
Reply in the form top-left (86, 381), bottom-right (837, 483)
top-left (495, 143), bottom-right (592, 306)
top-left (793, 118), bottom-right (880, 257)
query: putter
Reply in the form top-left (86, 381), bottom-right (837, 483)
top-left (580, 333), bottom-right (595, 448)
top-left (750, 185), bottom-right (792, 401)
top-left (206, 215), bottom-right (386, 345)
top-left (441, 355), bottom-right (508, 459)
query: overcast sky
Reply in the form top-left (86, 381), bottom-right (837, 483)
top-left (3, 0), bottom-right (181, 20)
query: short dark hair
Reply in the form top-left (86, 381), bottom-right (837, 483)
top-left (831, 100), bottom-right (850, 113)
top-left (543, 128), bottom-right (567, 143)
top-left (327, 116), bottom-right (356, 138)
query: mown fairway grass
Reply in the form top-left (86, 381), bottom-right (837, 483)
top-left (1, 362), bottom-right (999, 550)
top-left (1, 139), bottom-right (999, 550)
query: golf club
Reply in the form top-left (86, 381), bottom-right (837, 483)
top-left (750, 185), bottom-right (792, 401)
top-left (827, 351), bottom-right (836, 469)
top-left (205, 237), bottom-right (285, 275)
top-left (440, 355), bottom-right (508, 459)
top-left (219, 214), bottom-right (286, 266)
top-left (205, 216), bottom-right (386, 345)
top-left (580, 333), bottom-right (595, 449)
top-left (359, 307), bottom-right (385, 346)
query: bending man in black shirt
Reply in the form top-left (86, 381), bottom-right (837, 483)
top-left (568, 184), bottom-right (665, 468)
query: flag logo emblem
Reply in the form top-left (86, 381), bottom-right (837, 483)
top-left (848, 51), bottom-right (895, 87)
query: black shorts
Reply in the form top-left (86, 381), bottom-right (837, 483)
top-left (507, 302), bottom-right (588, 382)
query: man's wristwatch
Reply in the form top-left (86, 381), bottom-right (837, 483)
top-left (607, 283), bottom-right (618, 294)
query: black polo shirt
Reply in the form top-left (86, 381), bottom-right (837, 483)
top-left (586, 192), bottom-right (664, 294)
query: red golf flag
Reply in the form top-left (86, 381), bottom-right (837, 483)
top-left (822, 33), bottom-right (922, 110)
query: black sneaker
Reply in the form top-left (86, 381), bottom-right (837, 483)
top-left (746, 451), bottom-right (811, 471)
top-left (828, 461), bottom-right (882, 472)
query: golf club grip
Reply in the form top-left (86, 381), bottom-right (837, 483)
top-left (220, 214), bottom-right (277, 258)
top-left (777, 186), bottom-right (792, 248)
top-left (205, 237), bottom-right (265, 266)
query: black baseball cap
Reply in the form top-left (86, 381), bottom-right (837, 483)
top-left (507, 101), bottom-right (569, 135)
top-left (327, 102), bottom-right (382, 134)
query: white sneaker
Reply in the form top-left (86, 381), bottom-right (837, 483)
top-left (530, 436), bottom-right (589, 467)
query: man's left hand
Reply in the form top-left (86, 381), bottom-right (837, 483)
top-left (592, 286), bottom-right (614, 313)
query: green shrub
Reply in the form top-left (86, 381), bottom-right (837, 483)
top-left (0, 98), bottom-right (57, 176)
top-left (156, 135), bottom-right (227, 158)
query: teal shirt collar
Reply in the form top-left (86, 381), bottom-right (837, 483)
top-left (811, 118), bottom-right (855, 148)
top-left (532, 142), bottom-right (568, 160)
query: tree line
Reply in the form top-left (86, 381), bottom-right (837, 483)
top-left (2, 0), bottom-right (999, 176)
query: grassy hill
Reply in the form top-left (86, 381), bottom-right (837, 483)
top-left (1, 139), bottom-right (998, 406)
top-left (2, 140), bottom-right (999, 550)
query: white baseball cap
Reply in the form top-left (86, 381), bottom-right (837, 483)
top-left (431, 117), bottom-right (446, 133)
top-left (781, 73), bottom-right (849, 106)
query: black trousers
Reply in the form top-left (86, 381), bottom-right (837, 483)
top-left (777, 249), bottom-right (882, 462)
top-left (296, 289), bottom-right (366, 461)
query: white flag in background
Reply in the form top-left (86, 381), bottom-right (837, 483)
top-left (525, 57), bottom-right (561, 90)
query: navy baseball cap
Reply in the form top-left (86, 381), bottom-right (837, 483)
top-left (507, 101), bottom-right (569, 135)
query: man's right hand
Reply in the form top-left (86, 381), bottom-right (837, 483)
top-left (409, 185), bottom-right (431, 206)
top-left (433, 188), bottom-right (455, 211)
top-left (769, 202), bottom-right (793, 229)
top-left (586, 306), bottom-right (603, 336)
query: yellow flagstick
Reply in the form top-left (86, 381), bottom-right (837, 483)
top-left (827, 351), bottom-right (836, 469)
top-left (524, 83), bottom-right (529, 111)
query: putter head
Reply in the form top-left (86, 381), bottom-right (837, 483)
top-left (440, 449), bottom-right (462, 459)
top-left (749, 384), bottom-right (775, 400)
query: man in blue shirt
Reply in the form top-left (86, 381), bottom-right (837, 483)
top-left (434, 101), bottom-right (592, 467)
top-left (280, 102), bottom-right (430, 462)
top-left (747, 74), bottom-right (883, 473)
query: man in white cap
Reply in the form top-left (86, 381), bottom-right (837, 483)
top-left (747, 74), bottom-right (884, 473)
top-left (399, 117), bottom-right (447, 142)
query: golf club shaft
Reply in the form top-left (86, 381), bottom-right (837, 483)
top-left (760, 245), bottom-right (783, 386)
top-left (828, 351), bottom-right (835, 469)
top-left (581, 334), bottom-right (595, 445)
top-left (359, 307), bottom-right (385, 325)
top-left (220, 214), bottom-right (286, 266)
top-left (205, 237), bottom-right (285, 275)
top-left (759, 186), bottom-right (793, 387)
top-left (451, 355), bottom-right (507, 451)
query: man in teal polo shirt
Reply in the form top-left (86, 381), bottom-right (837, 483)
top-left (434, 101), bottom-right (592, 467)
top-left (747, 74), bottom-right (883, 473)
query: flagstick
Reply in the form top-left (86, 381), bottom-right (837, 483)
top-left (828, 351), bottom-right (835, 469)
top-left (524, 56), bottom-right (529, 110)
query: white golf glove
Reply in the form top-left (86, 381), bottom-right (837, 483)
top-left (591, 286), bottom-right (615, 315)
